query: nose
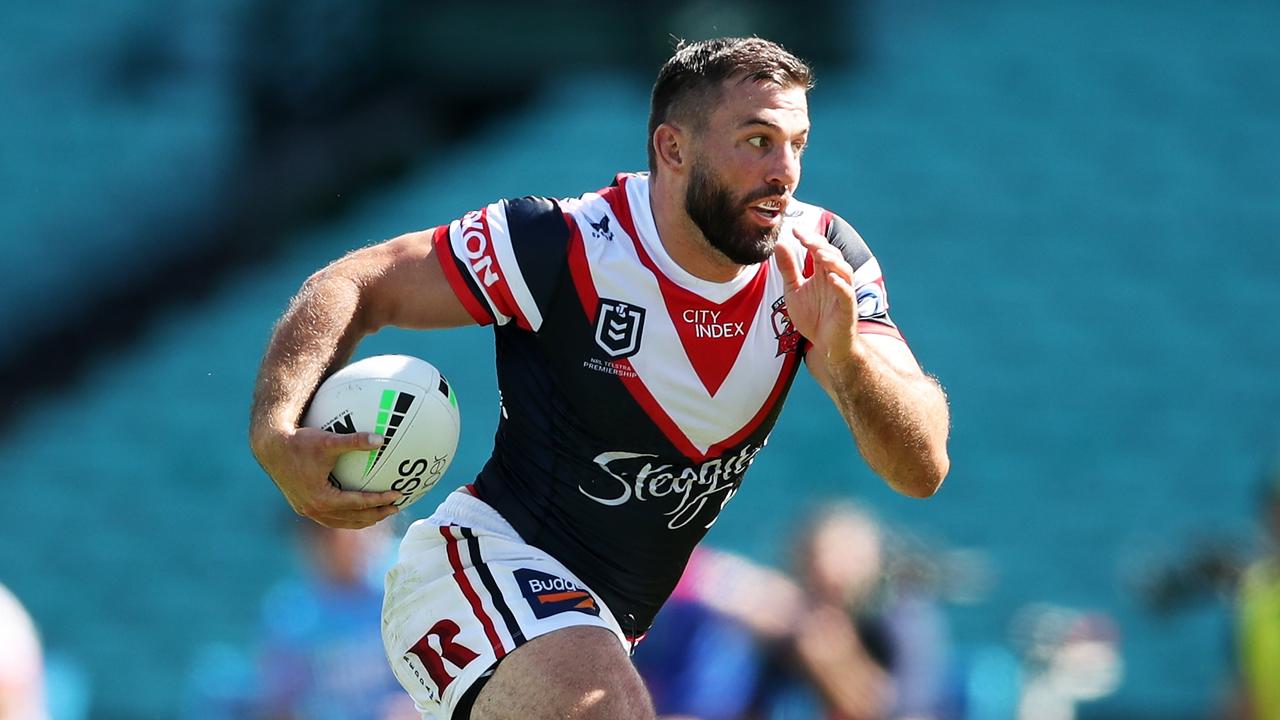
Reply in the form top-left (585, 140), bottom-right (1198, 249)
top-left (766, 144), bottom-right (801, 192)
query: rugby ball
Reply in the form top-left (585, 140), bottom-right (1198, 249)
top-left (302, 354), bottom-right (460, 509)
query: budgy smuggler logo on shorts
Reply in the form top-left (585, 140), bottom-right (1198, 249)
top-left (514, 569), bottom-right (600, 619)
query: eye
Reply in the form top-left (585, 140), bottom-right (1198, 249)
top-left (747, 136), bottom-right (770, 149)
top-left (792, 141), bottom-right (807, 156)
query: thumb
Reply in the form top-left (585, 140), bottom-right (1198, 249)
top-left (773, 236), bottom-right (804, 293)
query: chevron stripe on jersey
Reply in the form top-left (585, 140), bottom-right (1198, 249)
top-left (558, 178), bottom-right (815, 457)
top-left (429, 172), bottom-right (905, 634)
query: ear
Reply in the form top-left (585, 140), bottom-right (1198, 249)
top-left (653, 122), bottom-right (688, 174)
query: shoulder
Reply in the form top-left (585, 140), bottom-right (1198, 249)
top-left (501, 174), bottom-right (626, 232)
top-left (494, 195), bottom-right (570, 233)
top-left (481, 172), bottom-right (644, 248)
top-left (503, 195), bottom-right (562, 221)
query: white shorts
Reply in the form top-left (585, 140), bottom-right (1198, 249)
top-left (382, 489), bottom-right (629, 720)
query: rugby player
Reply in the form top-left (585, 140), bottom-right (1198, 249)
top-left (251, 36), bottom-right (950, 720)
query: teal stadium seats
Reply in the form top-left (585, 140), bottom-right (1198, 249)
top-left (1, 1), bottom-right (1277, 717)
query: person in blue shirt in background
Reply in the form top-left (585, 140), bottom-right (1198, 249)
top-left (635, 503), bottom-right (958, 720)
top-left (257, 522), bottom-right (416, 720)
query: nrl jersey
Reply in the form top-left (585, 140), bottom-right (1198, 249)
top-left (431, 173), bottom-right (902, 635)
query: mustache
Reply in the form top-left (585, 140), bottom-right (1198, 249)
top-left (741, 183), bottom-right (789, 205)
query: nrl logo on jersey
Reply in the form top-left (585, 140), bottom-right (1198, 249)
top-left (594, 298), bottom-right (645, 359)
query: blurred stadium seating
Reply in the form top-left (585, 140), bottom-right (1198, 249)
top-left (1, 0), bottom-right (1276, 717)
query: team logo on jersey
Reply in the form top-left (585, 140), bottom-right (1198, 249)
top-left (770, 297), bottom-right (801, 356)
top-left (514, 569), bottom-right (600, 619)
top-left (589, 215), bottom-right (614, 242)
top-left (595, 298), bottom-right (645, 359)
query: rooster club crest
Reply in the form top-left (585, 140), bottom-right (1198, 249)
top-left (594, 298), bottom-right (645, 359)
top-left (771, 297), bottom-right (801, 356)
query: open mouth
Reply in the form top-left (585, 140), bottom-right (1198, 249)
top-left (748, 197), bottom-right (786, 224)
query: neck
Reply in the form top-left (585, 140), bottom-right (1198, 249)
top-left (648, 172), bottom-right (748, 283)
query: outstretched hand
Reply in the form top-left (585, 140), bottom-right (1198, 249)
top-left (773, 226), bottom-right (859, 361)
top-left (254, 427), bottom-right (402, 529)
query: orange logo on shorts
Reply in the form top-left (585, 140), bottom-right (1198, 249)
top-left (515, 569), bottom-right (601, 619)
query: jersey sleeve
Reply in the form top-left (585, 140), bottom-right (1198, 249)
top-left (431, 196), bottom-right (571, 331)
top-left (821, 211), bottom-right (904, 342)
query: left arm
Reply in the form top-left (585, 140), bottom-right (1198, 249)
top-left (808, 331), bottom-right (950, 498)
top-left (775, 228), bottom-right (950, 498)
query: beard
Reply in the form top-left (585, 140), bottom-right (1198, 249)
top-left (685, 158), bottom-right (787, 266)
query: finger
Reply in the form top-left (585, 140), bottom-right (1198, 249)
top-left (323, 487), bottom-right (404, 512)
top-left (312, 515), bottom-right (376, 530)
top-left (773, 237), bottom-right (804, 292)
top-left (805, 243), bottom-right (854, 285)
top-left (319, 431), bottom-right (386, 458)
top-left (822, 251), bottom-right (855, 284)
top-left (794, 229), bottom-right (844, 264)
top-left (791, 225), bottom-right (828, 251)
top-left (827, 271), bottom-right (857, 302)
top-left (315, 504), bottom-right (401, 529)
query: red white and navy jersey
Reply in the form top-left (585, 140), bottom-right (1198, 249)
top-left (431, 173), bottom-right (902, 635)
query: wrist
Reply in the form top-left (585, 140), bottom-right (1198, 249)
top-left (818, 336), bottom-right (877, 405)
top-left (822, 334), bottom-right (870, 373)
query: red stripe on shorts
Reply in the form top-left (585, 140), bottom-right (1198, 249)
top-left (440, 525), bottom-right (506, 659)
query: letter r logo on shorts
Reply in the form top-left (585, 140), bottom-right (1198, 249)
top-left (406, 619), bottom-right (480, 697)
top-left (514, 569), bottom-right (601, 619)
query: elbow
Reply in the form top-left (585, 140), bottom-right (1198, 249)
top-left (302, 265), bottom-right (385, 334)
top-left (893, 451), bottom-right (949, 499)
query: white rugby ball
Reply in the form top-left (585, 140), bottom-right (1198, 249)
top-left (302, 354), bottom-right (460, 509)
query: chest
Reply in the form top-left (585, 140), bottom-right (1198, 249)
top-left (559, 218), bottom-right (803, 456)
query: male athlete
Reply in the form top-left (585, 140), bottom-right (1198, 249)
top-left (250, 37), bottom-right (950, 720)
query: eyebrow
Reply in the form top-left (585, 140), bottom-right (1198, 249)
top-left (738, 117), bottom-right (810, 135)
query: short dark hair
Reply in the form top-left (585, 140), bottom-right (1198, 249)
top-left (647, 37), bottom-right (815, 173)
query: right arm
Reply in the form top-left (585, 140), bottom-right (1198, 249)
top-left (249, 229), bottom-right (475, 529)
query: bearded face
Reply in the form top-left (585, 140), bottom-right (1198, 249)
top-left (684, 155), bottom-right (787, 266)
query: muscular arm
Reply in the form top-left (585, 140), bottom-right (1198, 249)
top-left (807, 333), bottom-right (950, 498)
top-left (775, 228), bottom-right (949, 498)
top-left (249, 229), bottom-right (475, 528)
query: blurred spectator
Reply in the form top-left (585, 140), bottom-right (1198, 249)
top-left (255, 522), bottom-right (415, 720)
top-left (1234, 465), bottom-right (1280, 720)
top-left (1008, 605), bottom-right (1122, 720)
top-left (763, 504), bottom-right (955, 720)
top-left (631, 589), bottom-right (764, 720)
top-left (0, 583), bottom-right (48, 720)
top-left (635, 502), bottom-right (956, 720)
